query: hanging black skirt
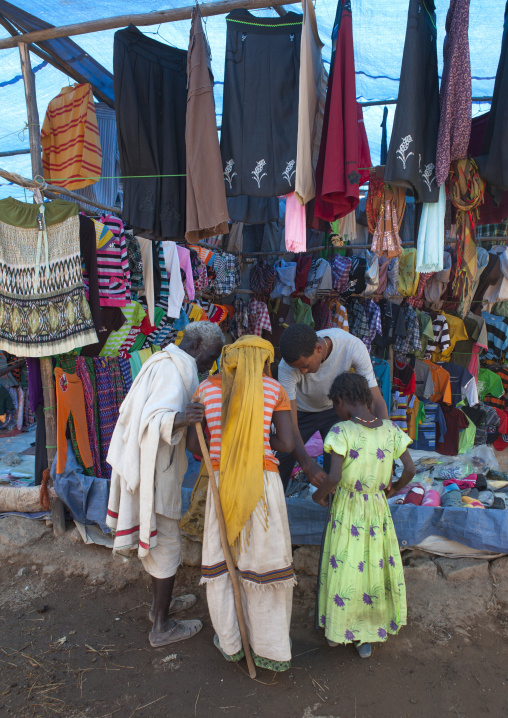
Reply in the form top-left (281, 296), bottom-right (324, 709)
top-left (220, 9), bottom-right (302, 198)
top-left (480, 1), bottom-right (508, 196)
top-left (114, 25), bottom-right (187, 240)
top-left (384, 0), bottom-right (440, 203)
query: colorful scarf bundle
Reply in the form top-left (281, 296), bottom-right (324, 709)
top-left (448, 158), bottom-right (485, 299)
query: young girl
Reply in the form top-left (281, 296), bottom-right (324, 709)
top-left (313, 372), bottom-right (416, 658)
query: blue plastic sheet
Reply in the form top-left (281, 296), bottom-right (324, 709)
top-left (180, 487), bottom-right (508, 552)
top-left (0, 0), bottom-right (506, 197)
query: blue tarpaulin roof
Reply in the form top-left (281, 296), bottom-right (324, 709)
top-left (0, 0), bottom-right (505, 199)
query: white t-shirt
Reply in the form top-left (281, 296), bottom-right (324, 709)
top-left (278, 328), bottom-right (378, 413)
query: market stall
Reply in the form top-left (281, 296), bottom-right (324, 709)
top-left (0, 0), bottom-right (507, 557)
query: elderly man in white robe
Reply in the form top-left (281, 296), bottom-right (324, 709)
top-left (107, 322), bottom-right (224, 648)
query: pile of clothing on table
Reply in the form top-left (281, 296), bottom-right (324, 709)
top-left (389, 448), bottom-right (508, 510)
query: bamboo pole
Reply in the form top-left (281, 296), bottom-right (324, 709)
top-left (18, 43), bottom-right (66, 536)
top-left (193, 419), bottom-right (257, 679)
top-left (0, 0), bottom-right (299, 50)
top-left (0, 168), bottom-right (119, 215)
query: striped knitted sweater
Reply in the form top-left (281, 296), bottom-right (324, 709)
top-left (41, 83), bottom-right (102, 190)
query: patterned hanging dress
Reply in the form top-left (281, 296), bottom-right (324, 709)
top-left (318, 420), bottom-right (411, 646)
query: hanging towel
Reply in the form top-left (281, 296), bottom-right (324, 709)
top-left (416, 184), bottom-right (446, 272)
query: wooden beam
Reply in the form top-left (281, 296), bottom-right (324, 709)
top-left (0, 0), bottom-right (298, 50)
top-left (0, 14), bottom-right (114, 107)
top-left (0, 168), bottom-right (119, 214)
top-left (0, 148), bottom-right (30, 157)
top-left (273, 5), bottom-right (288, 15)
top-left (18, 45), bottom-right (66, 537)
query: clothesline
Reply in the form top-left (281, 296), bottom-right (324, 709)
top-left (196, 241), bottom-right (416, 256)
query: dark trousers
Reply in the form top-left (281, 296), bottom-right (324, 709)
top-left (277, 407), bottom-right (338, 490)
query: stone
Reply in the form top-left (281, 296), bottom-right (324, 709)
top-left (434, 557), bottom-right (489, 582)
top-left (293, 546), bottom-right (320, 577)
top-left (181, 535), bottom-right (202, 567)
top-left (403, 558), bottom-right (438, 581)
top-left (42, 564), bottom-right (57, 575)
top-left (68, 528), bottom-right (83, 545)
top-left (0, 516), bottom-right (49, 548)
top-left (491, 556), bottom-right (508, 582)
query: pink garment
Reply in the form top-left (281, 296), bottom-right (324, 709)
top-left (468, 341), bottom-right (486, 379)
top-left (285, 192), bottom-right (307, 252)
top-left (176, 245), bottom-right (195, 300)
top-left (305, 431), bottom-right (324, 458)
top-left (403, 487), bottom-right (425, 506)
top-left (443, 474), bottom-right (477, 490)
top-left (422, 489), bottom-right (441, 507)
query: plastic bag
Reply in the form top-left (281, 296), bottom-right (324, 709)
top-left (434, 445), bottom-right (499, 481)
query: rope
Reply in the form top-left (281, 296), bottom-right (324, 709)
top-left (39, 468), bottom-right (51, 511)
top-left (226, 17), bottom-right (301, 26)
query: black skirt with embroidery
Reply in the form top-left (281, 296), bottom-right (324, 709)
top-left (114, 25), bottom-right (187, 240)
top-left (220, 10), bottom-right (302, 198)
top-left (384, 0), bottom-right (440, 203)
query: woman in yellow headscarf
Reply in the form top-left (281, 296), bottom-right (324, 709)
top-left (187, 335), bottom-right (294, 671)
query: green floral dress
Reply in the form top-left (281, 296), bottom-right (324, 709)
top-left (318, 420), bottom-right (411, 646)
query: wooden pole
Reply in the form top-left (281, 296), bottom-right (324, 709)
top-left (0, 167), bottom-right (119, 215)
top-left (0, 0), bottom-right (298, 50)
top-left (18, 43), bottom-right (66, 536)
top-left (193, 420), bottom-right (257, 679)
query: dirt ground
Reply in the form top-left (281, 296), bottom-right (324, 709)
top-left (0, 523), bottom-right (508, 718)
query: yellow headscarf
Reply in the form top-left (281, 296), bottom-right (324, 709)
top-left (219, 335), bottom-right (274, 554)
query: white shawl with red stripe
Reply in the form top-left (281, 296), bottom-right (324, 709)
top-left (106, 344), bottom-right (198, 557)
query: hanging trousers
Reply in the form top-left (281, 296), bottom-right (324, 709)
top-left (55, 368), bottom-right (93, 474)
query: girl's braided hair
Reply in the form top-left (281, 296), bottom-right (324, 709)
top-left (328, 372), bottom-right (374, 409)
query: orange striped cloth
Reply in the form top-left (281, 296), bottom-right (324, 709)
top-left (41, 83), bottom-right (102, 190)
top-left (194, 373), bottom-right (290, 473)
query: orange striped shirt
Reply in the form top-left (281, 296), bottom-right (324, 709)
top-left (194, 374), bottom-right (290, 472)
top-left (41, 83), bottom-right (102, 190)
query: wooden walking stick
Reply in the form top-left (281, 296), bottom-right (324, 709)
top-left (193, 416), bottom-right (257, 679)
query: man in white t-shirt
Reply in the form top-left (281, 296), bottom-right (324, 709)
top-left (277, 323), bottom-right (388, 489)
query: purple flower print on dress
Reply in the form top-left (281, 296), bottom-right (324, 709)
top-left (362, 593), bottom-right (377, 606)
top-left (349, 449), bottom-right (360, 459)
top-left (379, 558), bottom-right (384, 568)
top-left (376, 448), bottom-right (385, 460)
top-left (370, 525), bottom-right (378, 537)
top-left (363, 494), bottom-right (369, 502)
top-left (351, 524), bottom-right (364, 537)
top-left (345, 630), bottom-right (356, 641)
top-left (379, 483), bottom-right (386, 490)
top-left (349, 492), bottom-right (354, 499)
top-left (390, 620), bottom-right (398, 632)
top-left (332, 520), bottom-right (337, 530)
top-left (334, 594), bottom-right (350, 608)
top-left (320, 615), bottom-right (326, 627)
top-left (358, 561), bottom-right (364, 573)
top-left (378, 628), bottom-right (387, 639)
top-left (330, 555), bottom-right (342, 570)
top-left (389, 556), bottom-right (395, 568)
top-left (354, 480), bottom-right (363, 492)
top-left (331, 425), bottom-right (341, 435)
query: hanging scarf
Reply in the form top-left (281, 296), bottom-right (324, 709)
top-left (448, 158), bottom-right (485, 299)
top-left (219, 335), bottom-right (274, 556)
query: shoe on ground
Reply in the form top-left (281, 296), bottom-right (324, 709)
top-left (149, 618), bottom-right (202, 648)
top-left (355, 642), bottom-right (372, 658)
top-left (149, 593), bottom-right (197, 622)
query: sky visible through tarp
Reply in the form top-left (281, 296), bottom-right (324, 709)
top-left (0, 0), bottom-right (505, 200)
